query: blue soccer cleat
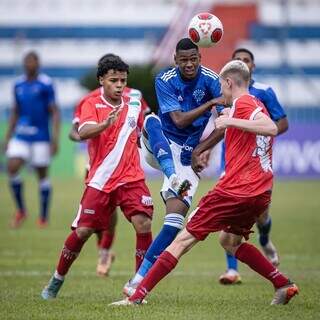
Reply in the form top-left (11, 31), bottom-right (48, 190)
top-left (41, 276), bottom-right (64, 300)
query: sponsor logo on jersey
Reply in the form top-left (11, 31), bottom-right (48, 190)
top-left (193, 89), bottom-right (205, 103)
top-left (178, 95), bottom-right (183, 102)
top-left (141, 195), bottom-right (153, 206)
top-left (83, 208), bottom-right (95, 214)
top-left (95, 103), bottom-right (107, 109)
top-left (157, 148), bottom-right (168, 158)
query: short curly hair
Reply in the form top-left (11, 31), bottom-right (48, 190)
top-left (96, 55), bottom-right (129, 79)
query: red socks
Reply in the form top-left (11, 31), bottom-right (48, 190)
top-left (135, 232), bottom-right (152, 271)
top-left (129, 250), bottom-right (178, 302)
top-left (56, 231), bottom-right (86, 276)
top-left (235, 242), bottom-right (288, 288)
top-left (99, 231), bottom-right (115, 250)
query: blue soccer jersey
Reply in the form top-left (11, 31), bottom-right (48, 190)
top-left (220, 78), bottom-right (287, 170)
top-left (155, 65), bottom-right (221, 147)
top-left (14, 74), bottom-right (56, 142)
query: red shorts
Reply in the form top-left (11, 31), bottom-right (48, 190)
top-left (71, 180), bottom-right (153, 231)
top-left (186, 189), bottom-right (271, 241)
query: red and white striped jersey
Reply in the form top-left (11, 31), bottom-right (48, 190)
top-left (79, 93), bottom-right (145, 193)
top-left (215, 94), bottom-right (273, 197)
top-left (73, 87), bottom-right (150, 124)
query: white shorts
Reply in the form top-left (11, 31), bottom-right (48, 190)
top-left (140, 129), bottom-right (200, 207)
top-left (6, 138), bottom-right (51, 167)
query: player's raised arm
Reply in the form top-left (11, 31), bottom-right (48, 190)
top-left (215, 111), bottom-right (278, 137)
top-left (79, 106), bottom-right (121, 140)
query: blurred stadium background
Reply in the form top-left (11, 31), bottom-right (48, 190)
top-left (0, 0), bottom-right (319, 180)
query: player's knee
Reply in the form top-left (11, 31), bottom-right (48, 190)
top-left (144, 114), bottom-right (161, 133)
top-left (7, 159), bottom-right (21, 176)
top-left (131, 214), bottom-right (152, 233)
top-left (76, 227), bottom-right (94, 241)
top-left (219, 232), bottom-right (241, 254)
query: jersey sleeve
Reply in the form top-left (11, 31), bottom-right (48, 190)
top-left (234, 97), bottom-right (262, 120)
top-left (263, 87), bottom-right (286, 121)
top-left (78, 99), bottom-right (98, 131)
top-left (155, 77), bottom-right (181, 114)
top-left (73, 97), bottom-right (86, 124)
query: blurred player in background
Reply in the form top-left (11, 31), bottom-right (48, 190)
top-left (111, 60), bottom-right (298, 306)
top-left (218, 48), bottom-right (289, 285)
top-left (69, 53), bottom-right (151, 277)
top-left (122, 38), bottom-right (224, 297)
top-left (4, 51), bottom-right (60, 228)
top-left (41, 55), bottom-right (153, 300)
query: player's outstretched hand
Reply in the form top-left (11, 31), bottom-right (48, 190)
top-left (104, 106), bottom-right (121, 128)
top-left (214, 115), bottom-right (230, 130)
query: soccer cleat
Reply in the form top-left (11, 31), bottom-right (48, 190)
top-left (41, 276), bottom-right (64, 300)
top-left (123, 279), bottom-right (138, 297)
top-left (37, 217), bottom-right (48, 229)
top-left (96, 251), bottom-right (115, 277)
top-left (261, 241), bottom-right (280, 266)
top-left (219, 269), bottom-right (242, 285)
top-left (11, 210), bottom-right (27, 228)
top-left (271, 282), bottom-right (299, 305)
top-left (109, 297), bottom-right (146, 306)
top-left (168, 174), bottom-right (192, 198)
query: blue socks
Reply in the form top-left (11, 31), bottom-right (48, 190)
top-left (257, 217), bottom-right (272, 247)
top-left (9, 175), bottom-right (25, 212)
top-left (226, 252), bottom-right (238, 271)
top-left (39, 178), bottom-right (52, 221)
top-left (145, 116), bottom-right (175, 179)
top-left (136, 213), bottom-right (184, 278)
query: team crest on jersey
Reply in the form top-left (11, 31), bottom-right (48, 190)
top-left (193, 89), bottom-right (205, 103)
top-left (128, 116), bottom-right (136, 128)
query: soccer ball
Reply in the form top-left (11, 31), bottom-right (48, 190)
top-left (188, 12), bottom-right (223, 48)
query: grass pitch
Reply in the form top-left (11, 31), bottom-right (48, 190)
top-left (0, 176), bottom-right (319, 320)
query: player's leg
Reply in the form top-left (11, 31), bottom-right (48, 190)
top-left (41, 187), bottom-right (113, 299)
top-left (256, 207), bottom-right (279, 266)
top-left (41, 226), bottom-right (94, 299)
top-left (219, 231), bottom-right (298, 304)
top-left (96, 210), bottom-right (117, 276)
top-left (34, 166), bottom-right (51, 227)
top-left (142, 114), bottom-right (190, 195)
top-left (111, 228), bottom-right (198, 305)
top-left (6, 138), bottom-right (30, 228)
top-left (32, 142), bottom-right (52, 226)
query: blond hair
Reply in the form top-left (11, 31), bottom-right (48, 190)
top-left (219, 60), bottom-right (250, 87)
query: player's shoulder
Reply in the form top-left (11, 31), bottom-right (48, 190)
top-left (157, 67), bottom-right (178, 82)
top-left (14, 75), bottom-right (27, 87)
top-left (200, 66), bottom-right (219, 81)
top-left (124, 87), bottom-right (142, 100)
top-left (250, 80), bottom-right (271, 92)
top-left (38, 73), bottom-right (53, 86)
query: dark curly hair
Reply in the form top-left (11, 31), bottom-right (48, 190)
top-left (96, 55), bottom-right (129, 79)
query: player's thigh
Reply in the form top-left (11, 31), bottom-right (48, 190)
top-left (71, 187), bottom-right (116, 231)
top-left (31, 142), bottom-right (51, 168)
top-left (116, 180), bottom-right (153, 223)
top-left (6, 138), bottom-right (30, 173)
top-left (256, 205), bottom-right (270, 225)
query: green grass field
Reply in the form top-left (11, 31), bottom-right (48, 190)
top-left (0, 176), bottom-right (319, 320)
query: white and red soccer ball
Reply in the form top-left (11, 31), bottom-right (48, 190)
top-left (188, 12), bottom-right (223, 48)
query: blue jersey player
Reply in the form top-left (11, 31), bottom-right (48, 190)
top-left (216, 48), bottom-right (288, 284)
top-left (121, 38), bottom-right (224, 297)
top-left (5, 51), bottom-right (60, 228)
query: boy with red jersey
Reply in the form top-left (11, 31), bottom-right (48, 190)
top-left (69, 55), bottom-right (151, 277)
top-left (111, 60), bottom-right (298, 306)
top-left (41, 55), bottom-right (153, 299)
